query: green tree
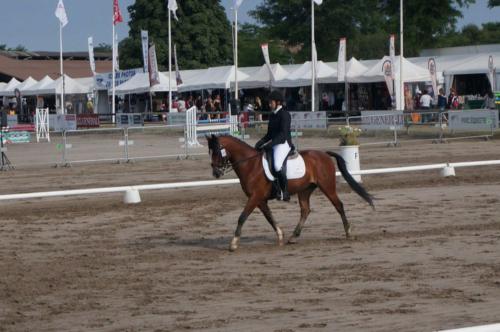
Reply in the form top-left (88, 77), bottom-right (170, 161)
top-left (251, 0), bottom-right (474, 61)
top-left (119, 0), bottom-right (233, 70)
top-left (94, 43), bottom-right (112, 53)
top-left (489, 0), bottom-right (500, 7)
top-left (237, 23), bottom-right (296, 66)
top-left (436, 22), bottom-right (500, 47)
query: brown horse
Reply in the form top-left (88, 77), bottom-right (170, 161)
top-left (207, 134), bottom-right (374, 251)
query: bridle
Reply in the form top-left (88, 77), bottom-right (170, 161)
top-left (211, 141), bottom-right (260, 177)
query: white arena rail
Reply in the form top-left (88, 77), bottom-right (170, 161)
top-left (0, 160), bottom-right (499, 204)
top-left (185, 106), bottom-right (238, 148)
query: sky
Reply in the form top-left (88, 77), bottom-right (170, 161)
top-left (0, 0), bottom-right (499, 52)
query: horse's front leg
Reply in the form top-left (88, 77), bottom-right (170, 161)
top-left (258, 201), bottom-right (284, 246)
top-left (230, 195), bottom-right (260, 251)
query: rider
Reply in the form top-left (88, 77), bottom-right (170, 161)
top-left (255, 90), bottom-right (292, 201)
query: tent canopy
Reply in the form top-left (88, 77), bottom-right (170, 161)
top-left (0, 77), bottom-right (21, 97)
top-left (178, 65), bottom-right (250, 92)
top-left (345, 57), bottom-right (369, 82)
top-left (22, 75), bottom-right (54, 96)
top-left (274, 61), bottom-right (337, 87)
top-left (35, 74), bottom-right (89, 95)
top-left (359, 56), bottom-right (432, 83)
top-left (115, 72), bottom-right (178, 94)
top-left (239, 63), bottom-right (289, 89)
top-left (15, 77), bottom-right (38, 94)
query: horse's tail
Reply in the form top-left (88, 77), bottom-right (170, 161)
top-left (326, 151), bottom-right (375, 209)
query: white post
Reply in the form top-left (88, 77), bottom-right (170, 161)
top-left (234, 7), bottom-right (238, 101)
top-left (112, 21), bottom-right (116, 123)
top-left (59, 22), bottom-right (65, 114)
top-left (311, 0), bottom-right (315, 112)
top-left (399, 0), bottom-right (404, 111)
top-left (168, 9), bottom-right (172, 113)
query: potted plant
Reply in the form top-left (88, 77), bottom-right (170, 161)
top-left (338, 125), bottom-right (362, 182)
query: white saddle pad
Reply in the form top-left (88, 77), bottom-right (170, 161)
top-left (263, 154), bottom-right (306, 181)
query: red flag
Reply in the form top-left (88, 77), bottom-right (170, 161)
top-left (113, 0), bottom-right (123, 25)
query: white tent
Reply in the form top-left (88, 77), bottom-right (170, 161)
top-left (177, 68), bottom-right (207, 88)
top-left (115, 72), bottom-right (178, 94)
top-left (274, 61), bottom-right (337, 87)
top-left (358, 56), bottom-right (432, 110)
top-left (0, 82), bottom-right (6, 93)
top-left (14, 77), bottom-right (38, 95)
top-left (22, 76), bottom-right (54, 96)
top-left (345, 57), bottom-right (369, 83)
top-left (442, 53), bottom-right (500, 91)
top-left (359, 56), bottom-right (431, 83)
top-left (35, 75), bottom-right (89, 95)
top-left (75, 77), bottom-right (96, 92)
top-left (178, 65), bottom-right (250, 92)
top-left (0, 78), bottom-right (21, 97)
top-left (239, 63), bottom-right (289, 89)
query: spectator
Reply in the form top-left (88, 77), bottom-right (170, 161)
top-left (254, 96), bottom-right (263, 123)
top-left (447, 88), bottom-right (459, 110)
top-left (437, 88), bottom-right (447, 122)
top-left (420, 90), bottom-right (432, 122)
top-left (483, 90), bottom-right (496, 110)
top-left (214, 95), bottom-right (222, 119)
top-left (195, 96), bottom-right (203, 111)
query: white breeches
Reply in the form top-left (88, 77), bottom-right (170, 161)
top-left (273, 141), bottom-right (291, 172)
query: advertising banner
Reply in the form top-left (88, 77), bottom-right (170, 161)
top-left (95, 68), bottom-right (142, 90)
top-left (382, 60), bottom-right (394, 105)
top-left (117, 113), bottom-right (144, 128)
top-left (428, 58), bottom-right (438, 101)
top-left (290, 111), bottom-right (327, 129)
top-left (448, 110), bottom-right (498, 131)
top-left (49, 114), bottom-right (77, 132)
top-left (361, 111), bottom-right (404, 130)
top-left (148, 45), bottom-right (160, 87)
top-left (77, 114), bottom-right (100, 128)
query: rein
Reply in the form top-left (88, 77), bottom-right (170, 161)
top-left (216, 145), bottom-right (261, 176)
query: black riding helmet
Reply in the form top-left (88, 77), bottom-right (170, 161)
top-left (269, 90), bottom-right (283, 103)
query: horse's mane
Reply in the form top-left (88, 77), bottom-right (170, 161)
top-left (215, 134), bottom-right (256, 151)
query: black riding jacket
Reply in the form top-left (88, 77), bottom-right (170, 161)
top-left (255, 106), bottom-right (293, 149)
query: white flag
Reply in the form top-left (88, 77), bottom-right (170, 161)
top-left (55, 0), bottom-right (68, 27)
top-left (389, 34), bottom-right (395, 79)
top-left (313, 0), bottom-right (323, 4)
top-left (312, 42), bottom-right (318, 79)
top-left (337, 38), bottom-right (346, 82)
top-left (233, 0), bottom-right (244, 9)
top-left (488, 55), bottom-right (496, 91)
top-left (261, 43), bottom-right (274, 81)
top-left (168, 0), bottom-right (179, 20)
top-left (113, 32), bottom-right (120, 71)
top-left (88, 37), bottom-right (96, 74)
top-left (141, 30), bottom-right (149, 73)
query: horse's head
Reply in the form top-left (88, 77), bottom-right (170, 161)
top-left (207, 134), bottom-right (230, 179)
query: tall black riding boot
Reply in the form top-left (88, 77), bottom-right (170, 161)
top-left (276, 165), bottom-right (290, 202)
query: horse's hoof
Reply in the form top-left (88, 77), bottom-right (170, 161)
top-left (229, 237), bottom-right (240, 251)
top-left (287, 236), bottom-right (298, 244)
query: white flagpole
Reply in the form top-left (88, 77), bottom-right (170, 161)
top-left (59, 22), bottom-right (65, 114)
top-left (112, 20), bottom-right (116, 123)
top-left (234, 7), bottom-right (238, 101)
top-left (311, 0), bottom-right (316, 112)
top-left (399, 0), bottom-right (404, 110)
top-left (168, 9), bottom-right (172, 113)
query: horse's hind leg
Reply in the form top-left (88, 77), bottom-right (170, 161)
top-left (258, 202), bottom-right (284, 246)
top-left (288, 185), bottom-right (315, 244)
top-left (319, 184), bottom-right (351, 239)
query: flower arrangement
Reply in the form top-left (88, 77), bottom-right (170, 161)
top-left (338, 125), bottom-right (362, 146)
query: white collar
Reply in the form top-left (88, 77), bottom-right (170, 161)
top-left (272, 105), bottom-right (283, 114)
